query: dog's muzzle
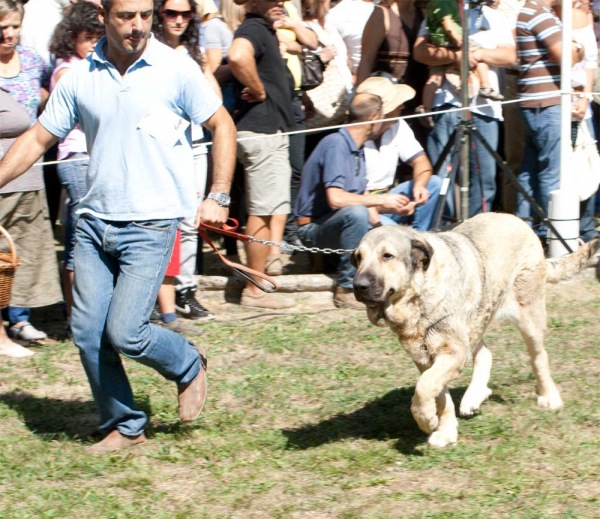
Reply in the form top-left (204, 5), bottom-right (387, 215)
top-left (353, 273), bottom-right (387, 304)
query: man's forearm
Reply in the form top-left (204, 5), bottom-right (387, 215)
top-left (326, 188), bottom-right (386, 211)
top-left (476, 45), bottom-right (517, 68)
top-left (414, 37), bottom-right (458, 67)
top-left (205, 108), bottom-right (236, 194)
top-left (0, 123), bottom-right (57, 189)
top-left (411, 156), bottom-right (433, 189)
top-left (229, 54), bottom-right (265, 97)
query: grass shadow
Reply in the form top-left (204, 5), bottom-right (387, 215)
top-left (283, 387), bottom-right (429, 455)
top-left (0, 390), bottom-right (151, 442)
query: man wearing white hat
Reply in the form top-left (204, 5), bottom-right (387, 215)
top-left (357, 74), bottom-right (442, 230)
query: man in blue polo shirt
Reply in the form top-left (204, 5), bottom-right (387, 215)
top-left (295, 88), bottom-right (440, 309)
top-left (0, 0), bottom-right (236, 453)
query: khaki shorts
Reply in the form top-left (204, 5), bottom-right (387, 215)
top-left (236, 130), bottom-right (292, 216)
top-left (0, 190), bottom-right (62, 308)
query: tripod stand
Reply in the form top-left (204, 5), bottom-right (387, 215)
top-left (428, 0), bottom-right (573, 253)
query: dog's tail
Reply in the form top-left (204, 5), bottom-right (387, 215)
top-left (546, 237), bottom-right (600, 284)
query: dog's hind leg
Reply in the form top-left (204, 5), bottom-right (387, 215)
top-left (459, 341), bottom-right (493, 416)
top-left (515, 299), bottom-right (563, 410)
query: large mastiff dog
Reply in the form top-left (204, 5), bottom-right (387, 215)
top-left (352, 213), bottom-right (599, 447)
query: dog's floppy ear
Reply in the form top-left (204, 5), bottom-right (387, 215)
top-left (411, 238), bottom-right (434, 272)
top-left (350, 249), bottom-right (359, 268)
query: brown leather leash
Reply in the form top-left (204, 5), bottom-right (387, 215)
top-left (199, 219), bottom-right (278, 293)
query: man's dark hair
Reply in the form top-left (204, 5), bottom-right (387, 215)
top-left (347, 94), bottom-right (382, 124)
top-left (50, 2), bottom-right (105, 60)
top-left (101, 0), bottom-right (113, 13)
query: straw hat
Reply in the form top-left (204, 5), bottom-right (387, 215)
top-left (356, 76), bottom-right (416, 115)
top-left (199, 0), bottom-right (220, 15)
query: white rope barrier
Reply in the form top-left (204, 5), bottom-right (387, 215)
top-left (34, 89), bottom-right (600, 167)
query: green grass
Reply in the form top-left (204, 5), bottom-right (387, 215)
top-left (1, 275), bottom-right (600, 518)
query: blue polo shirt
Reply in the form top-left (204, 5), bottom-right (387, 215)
top-left (39, 35), bottom-right (222, 220)
top-left (294, 128), bottom-right (367, 219)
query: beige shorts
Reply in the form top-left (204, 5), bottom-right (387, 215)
top-left (236, 130), bottom-right (292, 216)
top-left (0, 190), bottom-right (62, 308)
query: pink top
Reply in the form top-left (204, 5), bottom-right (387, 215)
top-left (50, 57), bottom-right (88, 160)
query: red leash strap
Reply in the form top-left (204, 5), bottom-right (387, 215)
top-left (199, 219), bottom-right (278, 293)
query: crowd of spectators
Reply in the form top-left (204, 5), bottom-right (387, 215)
top-left (1, 0), bottom-right (600, 354)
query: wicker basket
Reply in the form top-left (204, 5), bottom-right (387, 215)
top-left (0, 225), bottom-right (20, 309)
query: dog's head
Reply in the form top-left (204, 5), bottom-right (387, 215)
top-left (351, 226), bottom-right (433, 324)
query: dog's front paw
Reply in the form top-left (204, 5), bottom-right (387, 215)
top-left (411, 398), bottom-right (439, 434)
top-left (428, 427), bottom-right (458, 448)
top-left (459, 387), bottom-right (492, 417)
top-left (537, 391), bottom-right (563, 410)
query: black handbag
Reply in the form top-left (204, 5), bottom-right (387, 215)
top-left (299, 47), bottom-right (324, 91)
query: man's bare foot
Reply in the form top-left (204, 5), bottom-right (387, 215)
top-left (84, 429), bottom-right (146, 454)
top-left (0, 335), bottom-right (34, 358)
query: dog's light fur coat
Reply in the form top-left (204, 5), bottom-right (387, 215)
top-left (352, 213), bottom-right (599, 447)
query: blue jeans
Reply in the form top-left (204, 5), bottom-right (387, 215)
top-left (71, 214), bottom-right (202, 436)
top-left (57, 153), bottom-right (89, 271)
top-left (515, 105), bottom-right (561, 237)
top-left (297, 205), bottom-right (371, 289)
top-left (2, 306), bottom-right (29, 325)
top-left (428, 106), bottom-right (499, 217)
top-left (379, 176), bottom-right (443, 230)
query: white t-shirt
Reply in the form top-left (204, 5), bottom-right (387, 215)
top-left (418, 6), bottom-right (515, 121)
top-left (364, 120), bottom-right (425, 191)
top-left (327, 0), bottom-right (375, 74)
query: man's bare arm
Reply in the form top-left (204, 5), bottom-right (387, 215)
top-left (0, 122), bottom-right (58, 189)
top-left (413, 35), bottom-right (461, 67)
top-left (472, 44), bottom-right (517, 68)
top-left (228, 38), bottom-right (266, 102)
top-left (198, 105), bottom-right (237, 227)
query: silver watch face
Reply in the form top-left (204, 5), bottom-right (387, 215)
top-left (210, 192), bottom-right (230, 206)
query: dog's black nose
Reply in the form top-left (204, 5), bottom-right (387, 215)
top-left (353, 279), bottom-right (369, 293)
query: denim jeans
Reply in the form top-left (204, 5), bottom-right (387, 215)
top-left (379, 176), bottom-right (443, 231)
top-left (57, 153), bottom-right (89, 270)
top-left (515, 105), bottom-right (562, 237)
top-left (297, 205), bottom-right (371, 289)
top-left (3, 306), bottom-right (29, 325)
top-left (428, 106), bottom-right (499, 217)
top-left (71, 214), bottom-right (202, 436)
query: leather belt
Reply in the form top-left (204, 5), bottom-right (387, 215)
top-left (297, 216), bottom-right (312, 226)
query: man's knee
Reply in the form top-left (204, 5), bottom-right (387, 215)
top-left (105, 317), bottom-right (147, 356)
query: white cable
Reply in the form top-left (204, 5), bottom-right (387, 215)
top-left (33, 89), bottom-right (600, 167)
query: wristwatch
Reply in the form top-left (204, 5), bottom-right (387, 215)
top-left (207, 192), bottom-right (231, 207)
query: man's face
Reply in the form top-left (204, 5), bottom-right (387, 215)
top-left (251, 0), bottom-right (284, 24)
top-left (99, 0), bottom-right (153, 56)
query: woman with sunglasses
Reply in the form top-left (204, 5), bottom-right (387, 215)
top-left (151, 0), bottom-right (221, 327)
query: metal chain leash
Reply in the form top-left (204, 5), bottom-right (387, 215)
top-left (247, 236), bottom-right (354, 255)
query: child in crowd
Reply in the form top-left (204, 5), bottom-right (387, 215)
top-left (419, 0), bottom-right (503, 128)
top-left (49, 1), bottom-right (105, 333)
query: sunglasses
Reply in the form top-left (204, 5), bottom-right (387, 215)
top-left (161, 9), bottom-right (194, 21)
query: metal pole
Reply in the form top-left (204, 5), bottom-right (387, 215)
top-left (548, 0), bottom-right (579, 258)
top-left (459, 0), bottom-right (471, 221)
top-left (560, 0), bottom-right (573, 189)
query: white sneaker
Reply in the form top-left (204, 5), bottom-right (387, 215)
top-left (8, 322), bottom-right (47, 341)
